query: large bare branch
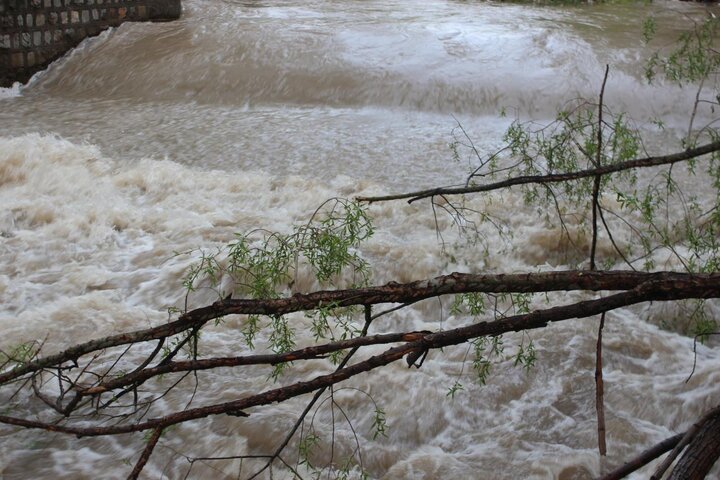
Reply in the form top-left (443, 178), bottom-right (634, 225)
top-left (666, 411), bottom-right (720, 480)
top-left (1, 270), bottom-right (717, 386)
top-left (1, 270), bottom-right (716, 385)
top-left (1, 275), bottom-right (719, 438)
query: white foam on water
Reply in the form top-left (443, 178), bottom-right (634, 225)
top-left (2, 0), bottom-right (720, 477)
top-left (8, 0), bottom-right (703, 121)
top-left (0, 83), bottom-right (21, 99)
top-left (1, 123), bottom-right (717, 479)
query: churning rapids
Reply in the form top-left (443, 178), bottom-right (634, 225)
top-left (1, 0), bottom-right (720, 478)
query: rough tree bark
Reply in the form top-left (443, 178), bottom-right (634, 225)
top-left (666, 412), bottom-right (720, 480)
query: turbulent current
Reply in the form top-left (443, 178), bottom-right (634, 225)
top-left (1, 0), bottom-right (720, 478)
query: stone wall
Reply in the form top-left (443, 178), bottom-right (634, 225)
top-left (0, 0), bottom-right (181, 87)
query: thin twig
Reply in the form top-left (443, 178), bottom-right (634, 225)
top-left (592, 66), bottom-right (610, 459)
top-left (595, 312), bottom-right (607, 457)
top-left (685, 332), bottom-right (720, 382)
top-left (247, 305), bottom-right (376, 479)
top-left (597, 204), bottom-right (635, 270)
top-left (590, 65), bottom-right (610, 271)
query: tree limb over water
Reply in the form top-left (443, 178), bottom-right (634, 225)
top-left (2, 270), bottom-right (714, 386)
top-left (356, 140), bottom-right (720, 204)
top-left (1, 273), bottom-right (719, 476)
top-left (5, 29), bottom-right (720, 479)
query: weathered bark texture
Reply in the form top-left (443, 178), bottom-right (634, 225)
top-left (600, 433), bottom-right (684, 480)
top-left (667, 411), bottom-right (720, 480)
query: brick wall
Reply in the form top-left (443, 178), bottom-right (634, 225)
top-left (0, 0), bottom-right (181, 87)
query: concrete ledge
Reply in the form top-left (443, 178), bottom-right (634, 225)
top-left (0, 0), bottom-right (181, 87)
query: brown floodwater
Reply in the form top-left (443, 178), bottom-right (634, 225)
top-left (1, 0), bottom-right (719, 478)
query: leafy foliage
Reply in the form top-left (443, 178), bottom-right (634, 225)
top-left (178, 198), bottom-right (374, 367)
top-left (182, 198), bottom-right (373, 302)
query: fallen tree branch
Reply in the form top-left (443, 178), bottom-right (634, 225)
top-left (2, 270), bottom-right (716, 385)
top-left (1, 277), bottom-right (719, 438)
top-left (666, 409), bottom-right (720, 480)
top-left (356, 140), bottom-right (720, 204)
top-left (599, 432), bottom-right (684, 480)
top-left (595, 312), bottom-right (607, 457)
top-left (653, 404), bottom-right (720, 480)
top-left (128, 427), bottom-right (163, 480)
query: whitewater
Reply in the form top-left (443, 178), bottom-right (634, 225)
top-left (1, 0), bottom-right (719, 478)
